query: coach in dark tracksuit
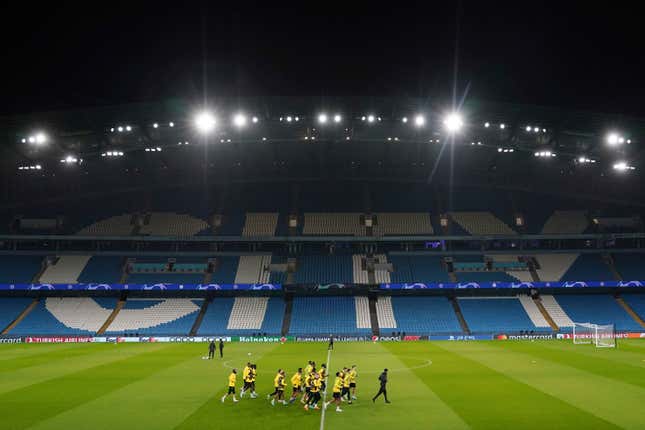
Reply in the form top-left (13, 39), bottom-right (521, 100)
top-left (372, 368), bottom-right (390, 403)
top-left (208, 340), bottom-right (215, 359)
top-left (219, 339), bottom-right (224, 358)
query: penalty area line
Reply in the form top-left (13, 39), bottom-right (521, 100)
top-left (319, 347), bottom-right (332, 430)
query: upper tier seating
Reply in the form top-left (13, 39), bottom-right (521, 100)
top-left (388, 255), bottom-right (451, 283)
top-left (211, 257), bottom-right (240, 284)
top-left (294, 255), bottom-right (353, 284)
top-left (104, 298), bottom-right (202, 335)
top-left (77, 214), bottom-right (134, 236)
top-left (234, 255), bottom-right (271, 284)
top-left (140, 212), bottom-right (208, 236)
top-left (0, 298), bottom-right (33, 331)
top-left (450, 212), bottom-right (517, 235)
top-left (11, 297), bottom-right (116, 335)
top-left (541, 210), bottom-right (589, 234)
top-left (554, 294), bottom-right (641, 331)
top-left (455, 271), bottom-right (518, 283)
top-left (302, 213), bottom-right (366, 236)
top-left (486, 254), bottom-right (533, 282)
top-left (0, 256), bottom-right (43, 283)
top-left (126, 273), bottom-right (205, 284)
top-left (77, 256), bottom-right (124, 284)
top-left (289, 296), bottom-right (370, 335)
top-left (197, 297), bottom-right (283, 335)
top-left (39, 255), bottom-right (91, 283)
top-left (242, 213), bottom-right (279, 236)
top-left (560, 254), bottom-right (614, 281)
top-left (373, 213), bottom-right (434, 235)
top-left (622, 294), bottom-right (645, 320)
top-left (534, 254), bottom-right (579, 281)
top-left (352, 254), bottom-right (391, 284)
top-left (458, 297), bottom-right (543, 333)
top-left (380, 296), bottom-right (462, 334)
top-left (612, 254), bottom-right (645, 280)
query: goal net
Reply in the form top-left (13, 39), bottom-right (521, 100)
top-left (573, 322), bottom-right (616, 348)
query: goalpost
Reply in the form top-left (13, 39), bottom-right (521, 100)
top-left (572, 322), bottom-right (616, 348)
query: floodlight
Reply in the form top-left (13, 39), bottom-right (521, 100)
top-left (484, 122), bottom-right (490, 128)
top-left (367, 115), bottom-right (375, 123)
top-left (153, 123), bottom-right (159, 128)
top-left (607, 133), bottom-right (619, 145)
top-left (286, 116), bottom-right (293, 122)
top-left (525, 126), bottom-right (532, 132)
top-left (443, 113), bottom-right (463, 133)
top-left (21, 138), bottom-right (26, 143)
top-left (125, 125), bottom-right (132, 131)
top-left (169, 122), bottom-right (174, 127)
top-left (500, 123), bottom-right (506, 129)
top-left (533, 127), bottom-right (539, 133)
top-left (414, 115), bottom-right (426, 127)
top-left (117, 126), bottom-right (124, 132)
top-left (195, 111), bottom-right (217, 134)
top-left (333, 114), bottom-right (341, 123)
top-left (35, 133), bottom-right (47, 144)
top-left (318, 113), bottom-right (328, 124)
top-left (28, 137), bottom-right (35, 143)
top-left (252, 116), bottom-right (259, 123)
top-left (233, 113), bottom-right (248, 128)
top-left (402, 117), bottom-right (408, 123)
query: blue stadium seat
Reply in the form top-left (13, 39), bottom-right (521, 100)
top-left (456, 271), bottom-right (518, 283)
top-left (104, 299), bottom-right (203, 336)
top-left (0, 298), bottom-right (33, 330)
top-left (0, 256), bottom-right (43, 283)
top-left (458, 297), bottom-right (540, 333)
top-left (560, 254), bottom-right (614, 281)
top-left (555, 294), bottom-right (641, 331)
top-left (197, 297), bottom-right (284, 335)
top-left (126, 274), bottom-right (205, 284)
top-left (289, 296), bottom-right (368, 335)
top-left (612, 254), bottom-right (645, 280)
top-left (389, 255), bottom-right (450, 283)
top-left (77, 256), bottom-right (124, 284)
top-left (211, 257), bottom-right (239, 284)
top-left (622, 294), bottom-right (645, 321)
top-left (293, 256), bottom-right (352, 284)
top-left (385, 297), bottom-right (462, 335)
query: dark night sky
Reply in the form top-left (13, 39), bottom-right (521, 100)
top-left (2, 1), bottom-right (643, 116)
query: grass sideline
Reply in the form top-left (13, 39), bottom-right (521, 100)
top-left (0, 340), bottom-right (644, 429)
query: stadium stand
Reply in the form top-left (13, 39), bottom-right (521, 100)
top-left (234, 255), bottom-right (271, 284)
top-left (486, 254), bottom-right (533, 282)
top-left (539, 295), bottom-right (574, 328)
top-left (373, 213), bottom-right (434, 235)
top-left (211, 257), bottom-right (240, 284)
top-left (294, 255), bottom-right (353, 284)
top-left (354, 296), bottom-right (371, 329)
top-left (389, 255), bottom-right (450, 283)
top-left (39, 255), bottom-right (92, 283)
top-left (458, 297), bottom-right (544, 333)
top-left (302, 213), bottom-right (366, 236)
top-left (104, 298), bottom-right (202, 335)
top-left (0, 255), bottom-right (43, 283)
top-left (289, 296), bottom-right (370, 335)
top-left (455, 271), bottom-right (518, 283)
top-left (449, 211), bottom-right (516, 235)
top-left (541, 210), bottom-right (589, 234)
top-left (11, 297), bottom-right (116, 335)
top-left (139, 212), bottom-right (208, 236)
top-left (0, 298), bottom-right (33, 331)
top-left (621, 294), bottom-right (645, 320)
top-left (379, 296), bottom-right (462, 335)
top-left (560, 254), bottom-right (614, 281)
top-left (126, 273), bottom-right (205, 284)
top-left (517, 295), bottom-right (551, 328)
top-left (197, 297), bottom-right (283, 335)
top-left (612, 253), bottom-right (645, 280)
top-left (77, 256), bottom-right (124, 284)
top-left (534, 254), bottom-right (579, 281)
top-left (554, 294), bottom-right (640, 331)
top-left (77, 214), bottom-right (134, 235)
top-left (242, 213), bottom-right (279, 236)
top-left (352, 254), bottom-right (391, 284)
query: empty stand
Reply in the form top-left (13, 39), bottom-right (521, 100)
top-left (373, 213), bottom-right (434, 235)
top-left (380, 296), bottom-right (462, 335)
top-left (450, 212), bottom-right (516, 235)
top-left (554, 294), bottom-right (639, 331)
top-left (486, 254), bottom-right (533, 282)
top-left (294, 255), bottom-right (353, 284)
top-left (77, 256), bottom-right (125, 284)
top-left (77, 214), bottom-right (134, 236)
top-left (0, 298), bottom-right (34, 333)
top-left (227, 297), bottom-right (269, 330)
top-left (39, 255), bottom-right (91, 283)
top-left (517, 295), bottom-right (551, 328)
top-left (289, 297), bottom-right (369, 335)
top-left (211, 257), bottom-right (240, 284)
top-left (242, 213), bottom-right (279, 236)
top-left (560, 254), bottom-right (614, 281)
top-left (234, 255), bottom-right (271, 284)
top-left (539, 295), bottom-right (574, 328)
top-left (541, 210), bottom-right (588, 234)
top-left (104, 298), bottom-right (202, 335)
top-left (198, 297), bottom-right (283, 335)
top-left (140, 212), bottom-right (208, 236)
top-left (612, 254), bottom-right (645, 280)
top-left (354, 296), bottom-right (371, 329)
top-left (302, 213), bottom-right (366, 236)
top-left (534, 254), bottom-right (579, 281)
top-left (0, 256), bottom-right (44, 283)
top-left (458, 297), bottom-right (544, 333)
top-left (389, 255), bottom-right (450, 283)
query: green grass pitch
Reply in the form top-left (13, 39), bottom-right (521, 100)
top-left (1, 340), bottom-right (644, 430)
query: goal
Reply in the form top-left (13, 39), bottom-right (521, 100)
top-left (572, 322), bottom-right (616, 348)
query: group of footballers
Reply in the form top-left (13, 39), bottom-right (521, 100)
top-left (222, 360), bottom-right (358, 413)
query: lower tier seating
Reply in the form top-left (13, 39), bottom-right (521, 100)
top-left (0, 298), bottom-right (33, 331)
top-left (380, 296), bottom-right (462, 335)
top-left (289, 296), bottom-right (370, 335)
top-left (553, 295), bottom-right (640, 331)
top-left (197, 297), bottom-right (283, 335)
top-left (458, 297), bottom-right (546, 334)
top-left (104, 298), bottom-right (202, 335)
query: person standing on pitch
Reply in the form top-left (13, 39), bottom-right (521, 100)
top-left (372, 368), bottom-right (390, 403)
top-left (219, 338), bottom-right (224, 358)
top-left (328, 334), bottom-right (334, 350)
top-left (208, 340), bottom-right (216, 359)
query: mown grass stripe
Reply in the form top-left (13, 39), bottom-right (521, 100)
top-left (441, 341), bottom-right (645, 430)
top-left (0, 344), bottom-right (177, 430)
top-left (387, 342), bottom-right (621, 430)
top-left (0, 344), bottom-right (111, 373)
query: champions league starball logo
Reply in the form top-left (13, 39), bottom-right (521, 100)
top-left (141, 283), bottom-right (168, 290)
top-left (85, 283), bottom-right (113, 290)
top-left (197, 284), bottom-right (223, 290)
top-left (618, 280), bottom-right (644, 287)
top-left (28, 284), bottom-right (55, 290)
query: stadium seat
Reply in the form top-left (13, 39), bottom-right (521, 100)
top-left (289, 297), bottom-right (370, 335)
top-left (612, 254), bottom-right (645, 280)
top-left (388, 255), bottom-right (450, 283)
top-left (294, 255), bottom-right (353, 284)
top-left (139, 212), bottom-right (208, 236)
top-left (77, 256), bottom-right (125, 284)
top-left (302, 213), bottom-right (366, 236)
top-left (553, 294), bottom-right (641, 331)
top-left (0, 298), bottom-right (33, 331)
top-left (539, 295), bottom-right (574, 328)
top-left (560, 254), bottom-right (613, 281)
top-left (380, 296), bottom-right (462, 335)
top-left (541, 210), bottom-right (589, 234)
top-left (372, 213), bottom-right (434, 235)
top-left (449, 212), bottom-right (517, 235)
top-left (234, 255), bottom-right (271, 284)
top-left (77, 214), bottom-right (134, 236)
top-left (242, 213), bottom-right (279, 236)
top-left (0, 255), bottom-right (44, 283)
top-left (104, 298), bottom-right (202, 335)
top-left (38, 255), bottom-right (92, 283)
top-left (197, 297), bottom-right (284, 335)
top-left (458, 297), bottom-right (545, 333)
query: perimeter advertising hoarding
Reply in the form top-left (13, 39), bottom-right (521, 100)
top-left (0, 283), bottom-right (281, 291)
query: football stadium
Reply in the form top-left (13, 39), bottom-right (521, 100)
top-left (3, 4), bottom-right (645, 430)
top-left (1, 97), bottom-right (645, 430)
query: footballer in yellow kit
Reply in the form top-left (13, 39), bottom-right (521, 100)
top-left (221, 369), bottom-right (238, 403)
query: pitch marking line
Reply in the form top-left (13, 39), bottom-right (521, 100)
top-left (319, 347), bottom-right (332, 430)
